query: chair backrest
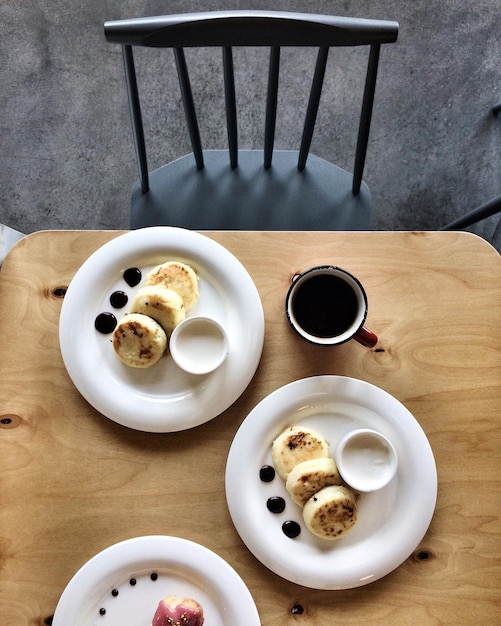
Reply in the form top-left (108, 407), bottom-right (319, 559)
top-left (104, 11), bottom-right (398, 198)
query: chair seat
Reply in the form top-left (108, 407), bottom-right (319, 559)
top-left (131, 150), bottom-right (371, 230)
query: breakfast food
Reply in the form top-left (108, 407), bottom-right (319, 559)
top-left (268, 424), bottom-right (359, 540)
top-left (271, 425), bottom-right (329, 480)
top-left (101, 260), bottom-right (200, 369)
top-left (151, 595), bottom-right (204, 626)
top-left (112, 313), bottom-right (167, 368)
top-left (285, 457), bottom-right (342, 507)
top-left (302, 484), bottom-right (358, 540)
top-left (145, 261), bottom-right (199, 311)
top-left (130, 286), bottom-right (186, 335)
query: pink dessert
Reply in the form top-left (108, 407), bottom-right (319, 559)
top-left (151, 595), bottom-right (204, 626)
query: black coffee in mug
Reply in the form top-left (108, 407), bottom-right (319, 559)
top-left (291, 274), bottom-right (358, 338)
top-left (286, 265), bottom-right (377, 348)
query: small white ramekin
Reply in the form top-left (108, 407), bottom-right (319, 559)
top-left (170, 316), bottom-right (228, 375)
top-left (335, 428), bottom-right (397, 492)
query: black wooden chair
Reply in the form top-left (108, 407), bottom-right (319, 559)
top-left (442, 104), bottom-right (501, 231)
top-left (104, 11), bottom-right (398, 230)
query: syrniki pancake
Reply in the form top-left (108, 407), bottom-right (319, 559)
top-left (302, 485), bottom-right (358, 540)
top-left (271, 425), bottom-right (329, 480)
top-left (286, 457), bottom-right (342, 507)
top-left (112, 313), bottom-right (167, 368)
top-left (145, 261), bottom-right (199, 311)
top-left (130, 285), bottom-right (185, 335)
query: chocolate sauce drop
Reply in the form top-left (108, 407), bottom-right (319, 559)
top-left (282, 520), bottom-right (301, 538)
top-left (95, 312), bottom-right (117, 334)
top-left (123, 267), bottom-right (142, 287)
top-left (267, 496), bottom-right (286, 514)
top-left (259, 465), bottom-right (276, 482)
top-left (110, 290), bottom-right (128, 308)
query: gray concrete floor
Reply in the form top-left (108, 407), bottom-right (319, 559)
top-left (1, 1), bottom-right (500, 250)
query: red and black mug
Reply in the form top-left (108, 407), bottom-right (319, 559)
top-left (285, 265), bottom-right (377, 348)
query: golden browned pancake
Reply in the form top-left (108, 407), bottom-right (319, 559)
top-left (271, 425), bottom-right (329, 480)
top-left (112, 313), bottom-right (167, 368)
top-left (302, 485), bottom-right (358, 540)
top-left (130, 286), bottom-right (185, 335)
top-left (286, 457), bottom-right (342, 507)
top-left (145, 261), bottom-right (199, 311)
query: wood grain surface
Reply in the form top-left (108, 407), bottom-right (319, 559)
top-left (0, 230), bottom-right (500, 625)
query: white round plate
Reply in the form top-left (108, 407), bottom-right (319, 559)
top-left (225, 376), bottom-right (437, 589)
top-left (52, 536), bottom-right (260, 626)
top-left (59, 227), bottom-right (264, 432)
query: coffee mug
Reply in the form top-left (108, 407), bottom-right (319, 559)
top-left (285, 265), bottom-right (377, 348)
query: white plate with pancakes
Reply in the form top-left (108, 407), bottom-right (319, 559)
top-left (52, 535), bottom-right (260, 625)
top-left (59, 227), bottom-right (264, 432)
top-left (225, 375), bottom-right (437, 589)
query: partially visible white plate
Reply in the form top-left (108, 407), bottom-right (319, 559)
top-left (225, 376), bottom-right (437, 590)
top-left (59, 227), bottom-right (264, 432)
top-left (52, 536), bottom-right (260, 626)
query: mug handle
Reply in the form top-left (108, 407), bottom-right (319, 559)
top-left (354, 326), bottom-right (378, 348)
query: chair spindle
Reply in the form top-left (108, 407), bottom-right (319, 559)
top-left (264, 46), bottom-right (280, 169)
top-left (298, 46), bottom-right (329, 171)
top-left (174, 48), bottom-right (204, 170)
top-left (122, 45), bottom-right (149, 193)
top-left (441, 193), bottom-right (501, 230)
top-left (353, 44), bottom-right (380, 195)
top-left (223, 47), bottom-right (238, 169)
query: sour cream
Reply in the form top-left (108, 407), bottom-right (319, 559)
top-left (335, 429), bottom-right (397, 492)
top-left (170, 316), bottom-right (228, 375)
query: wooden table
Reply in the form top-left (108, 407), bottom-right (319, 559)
top-left (0, 230), bottom-right (500, 625)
